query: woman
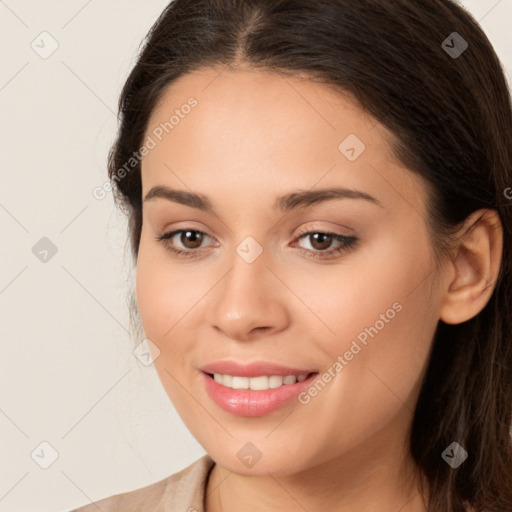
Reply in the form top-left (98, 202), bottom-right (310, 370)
top-left (71, 0), bottom-right (512, 510)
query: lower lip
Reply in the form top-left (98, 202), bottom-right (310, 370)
top-left (201, 371), bottom-right (319, 417)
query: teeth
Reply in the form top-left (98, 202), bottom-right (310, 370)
top-left (232, 376), bottom-right (249, 389)
top-left (212, 373), bottom-right (309, 390)
top-left (269, 375), bottom-right (284, 388)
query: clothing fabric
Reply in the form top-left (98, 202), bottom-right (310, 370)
top-left (69, 454), bottom-right (216, 512)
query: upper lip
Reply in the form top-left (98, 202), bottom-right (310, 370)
top-left (200, 360), bottom-right (318, 377)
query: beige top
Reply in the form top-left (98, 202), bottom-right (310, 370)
top-left (70, 454), bottom-right (216, 512)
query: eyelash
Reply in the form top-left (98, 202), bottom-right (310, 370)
top-left (155, 227), bottom-right (358, 260)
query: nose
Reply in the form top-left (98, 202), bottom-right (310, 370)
top-left (209, 248), bottom-right (289, 341)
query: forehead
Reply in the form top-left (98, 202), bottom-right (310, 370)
top-left (146, 66), bottom-right (379, 149)
top-left (141, 67), bottom-right (429, 217)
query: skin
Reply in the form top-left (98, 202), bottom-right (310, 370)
top-left (136, 66), bottom-right (503, 512)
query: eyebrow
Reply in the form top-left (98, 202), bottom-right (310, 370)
top-left (143, 185), bottom-right (384, 212)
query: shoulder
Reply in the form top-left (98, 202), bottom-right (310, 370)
top-left (69, 453), bottom-right (215, 512)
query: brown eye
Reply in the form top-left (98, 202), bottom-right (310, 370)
top-left (156, 229), bottom-right (212, 257)
top-left (179, 230), bottom-right (204, 249)
top-left (293, 229), bottom-right (358, 260)
top-left (307, 232), bottom-right (334, 251)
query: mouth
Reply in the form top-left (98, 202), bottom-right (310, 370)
top-left (200, 370), bottom-right (320, 417)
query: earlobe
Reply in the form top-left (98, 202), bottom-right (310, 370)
top-left (439, 209), bottom-right (503, 325)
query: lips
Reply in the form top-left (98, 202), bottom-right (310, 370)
top-left (200, 370), bottom-right (319, 416)
top-left (199, 360), bottom-right (317, 378)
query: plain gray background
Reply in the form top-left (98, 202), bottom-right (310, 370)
top-left (0, 1), bottom-right (511, 511)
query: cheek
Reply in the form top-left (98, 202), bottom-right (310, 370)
top-left (308, 234), bottom-right (437, 427)
top-left (135, 237), bottom-right (207, 368)
top-left (290, 229), bottom-right (433, 341)
top-left (135, 237), bottom-right (180, 342)
top-left (324, 293), bottom-right (436, 449)
top-left (135, 243), bottom-right (194, 405)
top-left (136, 253), bottom-right (162, 338)
top-left (309, 231), bottom-right (431, 353)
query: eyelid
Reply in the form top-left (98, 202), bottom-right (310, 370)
top-left (294, 222), bottom-right (354, 238)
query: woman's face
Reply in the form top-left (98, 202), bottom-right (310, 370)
top-left (136, 66), bottom-right (445, 476)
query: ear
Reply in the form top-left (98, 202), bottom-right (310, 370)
top-left (439, 209), bottom-right (503, 325)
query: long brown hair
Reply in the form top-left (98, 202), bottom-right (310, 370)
top-left (107, 1), bottom-right (512, 510)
